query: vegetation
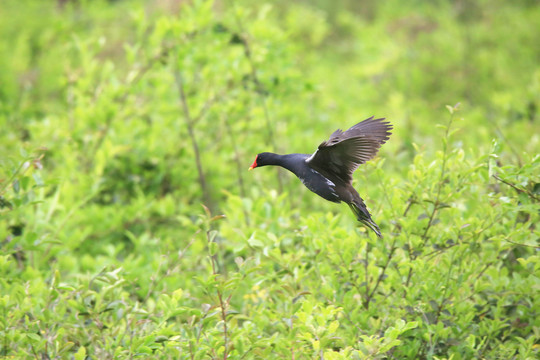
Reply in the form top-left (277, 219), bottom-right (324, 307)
top-left (1, 0), bottom-right (538, 358)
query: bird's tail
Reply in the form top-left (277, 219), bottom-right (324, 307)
top-left (348, 202), bottom-right (382, 238)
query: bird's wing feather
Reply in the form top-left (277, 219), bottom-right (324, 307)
top-left (306, 117), bottom-right (392, 183)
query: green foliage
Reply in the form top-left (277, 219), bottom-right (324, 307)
top-left (1, 0), bottom-right (539, 359)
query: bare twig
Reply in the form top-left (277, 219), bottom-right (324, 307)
top-left (194, 93), bottom-right (221, 124)
top-left (223, 115), bottom-right (247, 199)
top-left (174, 70), bottom-right (213, 209)
top-left (364, 238), bottom-right (397, 309)
top-left (223, 113), bottom-right (252, 225)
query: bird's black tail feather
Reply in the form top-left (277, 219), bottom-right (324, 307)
top-left (348, 202), bottom-right (382, 238)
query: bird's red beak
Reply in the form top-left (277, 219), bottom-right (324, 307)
top-left (248, 155), bottom-right (258, 171)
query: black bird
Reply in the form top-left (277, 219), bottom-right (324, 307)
top-left (249, 116), bottom-right (392, 237)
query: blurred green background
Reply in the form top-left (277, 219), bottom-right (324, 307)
top-left (1, 0), bottom-right (539, 358)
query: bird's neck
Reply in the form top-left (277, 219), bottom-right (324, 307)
top-left (264, 153), bottom-right (305, 175)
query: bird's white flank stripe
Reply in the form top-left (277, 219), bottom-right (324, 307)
top-left (305, 150), bottom-right (318, 163)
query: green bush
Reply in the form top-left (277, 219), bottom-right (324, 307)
top-left (1, 0), bottom-right (538, 359)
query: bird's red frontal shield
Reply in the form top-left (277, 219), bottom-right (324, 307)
top-left (248, 155), bottom-right (258, 171)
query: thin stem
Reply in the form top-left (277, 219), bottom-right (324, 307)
top-left (89, 113), bottom-right (113, 166)
top-left (487, 115), bottom-right (523, 167)
top-left (2, 303), bottom-right (7, 357)
top-left (492, 174), bottom-right (540, 202)
top-left (223, 115), bottom-right (251, 225)
top-left (217, 284), bottom-right (229, 360)
top-left (421, 107), bottom-right (457, 244)
top-left (174, 70), bottom-right (213, 209)
top-left (363, 243), bottom-right (370, 308)
top-left (231, 4), bottom-right (283, 192)
top-left (235, 27), bottom-right (274, 145)
top-left (364, 238), bottom-right (397, 309)
top-left (223, 116), bottom-right (247, 199)
top-left (208, 230), bottom-right (229, 359)
top-left (0, 156), bottom-right (32, 196)
top-left (143, 232), bottom-right (198, 302)
top-left (376, 171), bottom-right (417, 296)
top-left (504, 238), bottom-right (540, 248)
top-left (434, 248), bottom-right (459, 324)
top-left (407, 104), bottom-right (458, 291)
top-left (315, 334), bottom-right (324, 360)
top-left (128, 317), bottom-right (135, 360)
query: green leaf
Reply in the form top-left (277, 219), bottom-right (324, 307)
top-left (26, 333), bottom-right (41, 342)
top-left (209, 241), bottom-right (218, 256)
top-left (248, 235), bottom-right (264, 248)
top-left (12, 179), bottom-right (20, 194)
top-left (32, 172), bottom-right (44, 187)
top-left (74, 347), bottom-right (87, 360)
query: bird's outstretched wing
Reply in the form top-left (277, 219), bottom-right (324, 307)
top-left (306, 117), bottom-right (392, 183)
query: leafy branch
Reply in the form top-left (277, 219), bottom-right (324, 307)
top-left (363, 238), bottom-right (397, 310)
top-left (209, 229), bottom-right (231, 360)
top-left (0, 153), bottom-right (43, 197)
top-left (203, 206), bottom-right (230, 359)
top-left (402, 104), bottom-right (460, 291)
top-left (421, 103), bottom-right (460, 244)
top-left (492, 174), bottom-right (540, 202)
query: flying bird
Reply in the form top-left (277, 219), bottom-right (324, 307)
top-left (249, 116), bottom-right (392, 237)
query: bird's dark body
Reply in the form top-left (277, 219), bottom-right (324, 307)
top-left (250, 117), bottom-right (392, 238)
top-left (271, 153), bottom-right (341, 203)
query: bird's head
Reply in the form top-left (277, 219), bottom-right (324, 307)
top-left (248, 152), bottom-right (273, 170)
